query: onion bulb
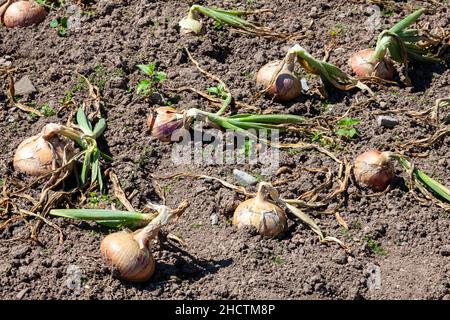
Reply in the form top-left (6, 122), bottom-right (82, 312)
top-left (13, 124), bottom-right (74, 176)
top-left (100, 230), bottom-right (156, 282)
top-left (256, 59), bottom-right (301, 102)
top-left (179, 11), bottom-right (203, 34)
top-left (147, 107), bottom-right (185, 142)
top-left (2, 1), bottom-right (47, 28)
top-left (233, 182), bottom-right (287, 237)
top-left (349, 49), bottom-right (394, 80)
top-left (353, 150), bottom-right (394, 191)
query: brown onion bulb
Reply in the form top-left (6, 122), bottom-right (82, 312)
top-left (2, 1), bottom-right (47, 28)
top-left (256, 60), bottom-right (302, 102)
top-left (354, 150), bottom-right (394, 191)
top-left (233, 184), bottom-right (287, 237)
top-left (100, 230), bottom-right (156, 282)
top-left (13, 126), bottom-right (74, 176)
top-left (349, 49), bottom-right (395, 80)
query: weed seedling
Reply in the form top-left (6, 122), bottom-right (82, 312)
top-left (136, 62), bottom-right (167, 97)
top-left (40, 104), bottom-right (56, 117)
top-left (336, 118), bottom-right (360, 139)
top-left (50, 17), bottom-right (68, 37)
top-left (364, 236), bottom-right (388, 256)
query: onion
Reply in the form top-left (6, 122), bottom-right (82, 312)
top-left (100, 230), bottom-right (156, 282)
top-left (353, 150), bottom-right (394, 191)
top-left (100, 201), bottom-right (187, 282)
top-left (233, 183), bottom-right (287, 237)
top-left (179, 11), bottom-right (203, 34)
top-left (256, 60), bottom-right (301, 102)
top-left (349, 49), bottom-right (395, 80)
top-left (147, 107), bottom-right (185, 142)
top-left (13, 124), bottom-right (74, 176)
top-left (2, 1), bottom-right (47, 28)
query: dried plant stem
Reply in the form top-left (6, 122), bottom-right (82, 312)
top-left (109, 170), bottom-right (135, 212)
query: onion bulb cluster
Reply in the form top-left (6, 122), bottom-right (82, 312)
top-left (1, 1), bottom-right (47, 28)
top-left (147, 107), bottom-right (185, 142)
top-left (349, 49), bottom-right (395, 80)
top-left (353, 150), bottom-right (394, 191)
top-left (100, 230), bottom-right (156, 282)
top-left (233, 182), bottom-right (287, 237)
top-left (256, 58), bottom-right (301, 102)
top-left (13, 123), bottom-right (74, 176)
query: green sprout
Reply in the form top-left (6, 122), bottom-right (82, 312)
top-left (136, 63), bottom-right (167, 97)
top-left (50, 17), bottom-right (68, 37)
top-left (40, 104), bottom-right (57, 117)
top-left (364, 237), bottom-right (388, 256)
top-left (336, 118), bottom-right (360, 139)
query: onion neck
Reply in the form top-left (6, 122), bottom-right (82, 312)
top-left (371, 31), bottom-right (391, 63)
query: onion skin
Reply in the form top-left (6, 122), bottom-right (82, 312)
top-left (147, 107), bottom-right (184, 142)
top-left (100, 230), bottom-right (156, 282)
top-left (233, 197), bottom-right (287, 237)
top-left (13, 133), bottom-right (73, 176)
top-left (353, 150), bottom-right (394, 191)
top-left (3, 1), bottom-right (47, 28)
top-left (349, 49), bottom-right (395, 80)
top-left (256, 60), bottom-right (302, 102)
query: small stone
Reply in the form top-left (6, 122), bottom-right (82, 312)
top-left (440, 245), bottom-right (450, 257)
top-left (301, 78), bottom-right (309, 92)
top-left (332, 251), bottom-right (348, 265)
top-left (16, 288), bottom-right (30, 300)
top-left (11, 246), bottom-right (30, 259)
top-left (377, 115), bottom-right (399, 128)
top-left (14, 76), bottom-right (37, 95)
top-left (233, 169), bottom-right (258, 186)
top-left (194, 186), bottom-right (207, 195)
top-left (210, 214), bottom-right (219, 225)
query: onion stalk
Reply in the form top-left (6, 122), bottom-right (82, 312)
top-left (179, 5), bottom-right (294, 39)
top-left (147, 107), bottom-right (306, 142)
top-left (257, 44), bottom-right (373, 101)
top-left (354, 150), bottom-right (450, 204)
top-left (349, 9), bottom-right (442, 81)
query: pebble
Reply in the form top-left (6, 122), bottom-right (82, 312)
top-left (233, 169), bottom-right (258, 186)
top-left (332, 251), bottom-right (348, 265)
top-left (377, 115), bottom-right (399, 128)
top-left (439, 245), bottom-right (450, 257)
top-left (16, 288), bottom-right (30, 300)
top-left (14, 76), bottom-right (37, 95)
top-left (11, 246), bottom-right (30, 259)
top-left (301, 78), bottom-right (309, 92)
top-left (210, 214), bottom-right (219, 225)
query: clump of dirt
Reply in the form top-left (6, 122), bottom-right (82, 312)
top-left (1, 0), bottom-right (450, 300)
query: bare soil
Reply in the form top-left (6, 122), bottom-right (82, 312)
top-left (1, 0), bottom-right (450, 300)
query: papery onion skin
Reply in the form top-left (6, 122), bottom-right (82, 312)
top-left (256, 60), bottom-right (302, 102)
top-left (349, 49), bottom-right (395, 80)
top-left (147, 107), bottom-right (184, 142)
top-left (13, 133), bottom-right (73, 176)
top-left (3, 1), bottom-right (47, 28)
top-left (353, 150), bottom-right (394, 191)
top-left (233, 197), bottom-right (287, 237)
top-left (100, 230), bottom-right (156, 282)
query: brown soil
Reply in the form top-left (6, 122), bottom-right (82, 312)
top-left (1, 0), bottom-right (450, 300)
